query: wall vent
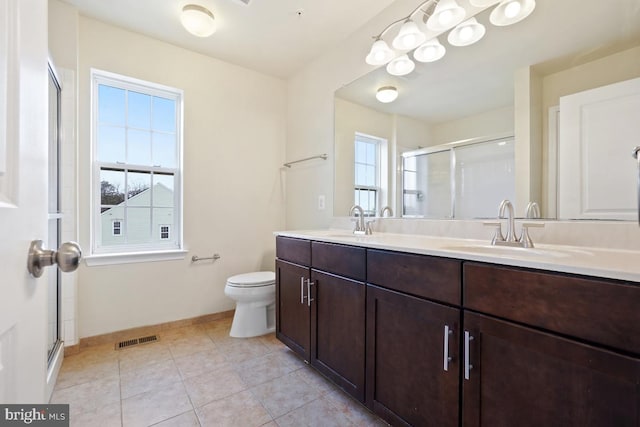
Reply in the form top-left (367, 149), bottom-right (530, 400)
top-left (116, 334), bottom-right (158, 350)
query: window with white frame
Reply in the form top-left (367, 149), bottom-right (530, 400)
top-left (112, 220), bottom-right (122, 236)
top-left (159, 225), bottom-right (170, 240)
top-left (354, 134), bottom-right (381, 216)
top-left (92, 69), bottom-right (182, 255)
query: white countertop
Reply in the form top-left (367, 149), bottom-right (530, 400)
top-left (275, 229), bottom-right (640, 283)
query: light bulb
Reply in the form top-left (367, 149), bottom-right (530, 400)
top-left (392, 20), bottom-right (426, 50)
top-left (439, 9), bottom-right (453, 25)
top-left (504, 1), bottom-right (521, 18)
top-left (414, 38), bottom-right (446, 63)
top-left (386, 55), bottom-right (415, 76)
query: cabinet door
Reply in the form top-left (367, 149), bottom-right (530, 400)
top-left (463, 311), bottom-right (640, 427)
top-left (366, 285), bottom-right (460, 427)
top-left (275, 259), bottom-right (310, 361)
top-left (310, 270), bottom-right (365, 402)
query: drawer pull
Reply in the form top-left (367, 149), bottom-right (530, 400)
top-left (307, 279), bottom-right (315, 306)
top-left (464, 330), bottom-right (474, 380)
top-left (443, 325), bottom-right (454, 371)
top-left (300, 277), bottom-right (307, 304)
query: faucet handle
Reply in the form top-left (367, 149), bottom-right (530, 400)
top-left (483, 221), bottom-right (504, 245)
top-left (519, 222), bottom-right (545, 248)
top-left (365, 219), bottom-right (376, 235)
top-left (350, 217), bottom-right (362, 232)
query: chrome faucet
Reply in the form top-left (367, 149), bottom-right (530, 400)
top-left (380, 206), bottom-right (393, 217)
top-left (488, 199), bottom-right (544, 248)
top-left (349, 205), bottom-right (365, 234)
top-left (498, 199), bottom-right (517, 243)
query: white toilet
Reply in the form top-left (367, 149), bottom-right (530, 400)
top-left (224, 271), bottom-right (276, 338)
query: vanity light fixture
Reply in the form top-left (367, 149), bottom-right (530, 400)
top-left (376, 86), bottom-right (399, 103)
top-left (365, 0), bottom-right (535, 77)
top-left (181, 4), bottom-right (216, 37)
top-left (386, 54), bottom-right (416, 76)
top-left (448, 17), bottom-right (486, 46)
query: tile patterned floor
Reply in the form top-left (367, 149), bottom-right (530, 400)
top-left (51, 317), bottom-right (388, 427)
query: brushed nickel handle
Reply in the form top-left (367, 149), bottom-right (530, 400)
top-left (28, 240), bottom-right (82, 278)
top-left (307, 279), bottom-right (314, 306)
top-left (443, 325), bottom-right (453, 371)
top-left (300, 277), bottom-right (306, 304)
top-left (464, 330), bottom-right (474, 380)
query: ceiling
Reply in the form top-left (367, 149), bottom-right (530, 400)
top-left (61, 0), bottom-right (396, 78)
top-left (336, 0), bottom-right (640, 124)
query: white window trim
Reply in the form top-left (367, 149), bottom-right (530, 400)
top-left (89, 69), bottom-right (184, 264)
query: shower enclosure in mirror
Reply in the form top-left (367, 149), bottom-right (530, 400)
top-left (403, 135), bottom-right (515, 219)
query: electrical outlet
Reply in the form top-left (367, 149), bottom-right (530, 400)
top-left (318, 195), bottom-right (325, 210)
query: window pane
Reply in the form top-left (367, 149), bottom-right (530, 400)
top-left (100, 169), bottom-right (125, 207)
top-left (126, 207), bottom-right (151, 244)
top-left (355, 164), bottom-right (366, 186)
top-left (153, 97), bottom-right (176, 132)
top-left (355, 140), bottom-right (366, 163)
top-left (366, 142), bottom-right (376, 165)
top-left (98, 85), bottom-right (125, 125)
top-left (127, 129), bottom-right (152, 166)
top-left (100, 214), bottom-right (124, 246)
top-left (152, 132), bottom-right (176, 168)
top-left (128, 91), bottom-right (151, 130)
top-left (365, 165), bottom-right (375, 186)
top-left (98, 125), bottom-right (125, 163)
top-left (127, 171), bottom-right (151, 203)
top-left (153, 173), bottom-right (174, 207)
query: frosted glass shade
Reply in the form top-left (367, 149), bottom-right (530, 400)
top-left (392, 20), bottom-right (427, 50)
top-left (490, 0), bottom-right (536, 26)
top-left (413, 38), bottom-right (446, 63)
top-left (386, 54), bottom-right (415, 76)
top-left (448, 18), bottom-right (486, 46)
top-left (469, 0), bottom-right (501, 6)
top-left (181, 4), bottom-right (216, 37)
top-left (365, 39), bottom-right (395, 65)
top-left (427, 0), bottom-right (466, 31)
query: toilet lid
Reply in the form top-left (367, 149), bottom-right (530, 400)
top-left (227, 271), bottom-right (275, 287)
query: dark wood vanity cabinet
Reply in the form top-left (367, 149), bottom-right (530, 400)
top-left (463, 262), bottom-right (640, 427)
top-left (366, 250), bottom-right (462, 427)
top-left (275, 237), bottom-right (312, 360)
top-left (275, 236), bottom-right (640, 426)
top-left (275, 237), bottom-right (366, 402)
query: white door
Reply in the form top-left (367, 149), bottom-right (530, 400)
top-left (558, 77), bottom-right (640, 220)
top-left (0, 0), bottom-right (50, 403)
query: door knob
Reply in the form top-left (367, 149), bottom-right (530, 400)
top-left (27, 240), bottom-right (82, 278)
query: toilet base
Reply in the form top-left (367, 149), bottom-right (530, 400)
top-left (229, 302), bottom-right (275, 338)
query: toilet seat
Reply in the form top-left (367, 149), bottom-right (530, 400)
top-left (226, 271), bottom-right (275, 288)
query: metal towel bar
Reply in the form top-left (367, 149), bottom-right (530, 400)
top-left (283, 154), bottom-right (328, 168)
top-left (191, 254), bottom-right (221, 262)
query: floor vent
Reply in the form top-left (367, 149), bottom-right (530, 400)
top-left (116, 334), bottom-right (158, 350)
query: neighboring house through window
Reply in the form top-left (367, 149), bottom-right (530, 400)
top-left (92, 69), bottom-right (183, 256)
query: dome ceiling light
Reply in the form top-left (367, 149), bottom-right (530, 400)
top-left (181, 4), bottom-right (216, 37)
top-left (376, 86), bottom-right (399, 103)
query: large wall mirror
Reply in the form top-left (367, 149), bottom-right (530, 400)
top-left (334, 0), bottom-right (640, 220)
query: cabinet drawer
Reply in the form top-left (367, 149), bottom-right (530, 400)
top-left (276, 236), bottom-right (311, 266)
top-left (464, 262), bottom-right (640, 355)
top-left (311, 241), bottom-right (366, 281)
top-left (367, 250), bottom-right (461, 305)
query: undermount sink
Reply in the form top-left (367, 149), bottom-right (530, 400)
top-left (441, 244), bottom-right (582, 259)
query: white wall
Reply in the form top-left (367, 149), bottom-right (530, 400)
top-left (431, 106), bottom-right (514, 146)
top-left (286, 0), bottom-right (420, 229)
top-left (75, 17), bottom-right (286, 338)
